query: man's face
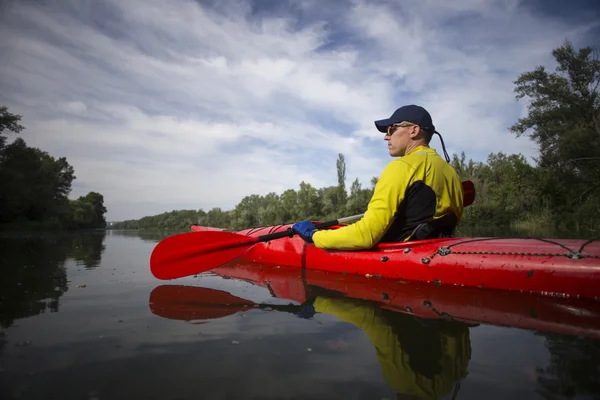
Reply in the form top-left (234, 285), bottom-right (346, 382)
top-left (384, 122), bottom-right (417, 157)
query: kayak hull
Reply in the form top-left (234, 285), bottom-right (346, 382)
top-left (190, 223), bottom-right (600, 299)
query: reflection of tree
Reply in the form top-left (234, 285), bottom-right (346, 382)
top-left (69, 232), bottom-right (106, 269)
top-left (0, 330), bottom-right (6, 357)
top-left (0, 231), bottom-right (106, 328)
top-left (536, 332), bottom-right (600, 399)
top-left (108, 229), bottom-right (178, 243)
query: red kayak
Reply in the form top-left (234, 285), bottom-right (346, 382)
top-left (149, 259), bottom-right (600, 340)
top-left (190, 223), bottom-right (600, 299)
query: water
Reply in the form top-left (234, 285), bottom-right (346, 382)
top-left (1, 230), bottom-right (599, 400)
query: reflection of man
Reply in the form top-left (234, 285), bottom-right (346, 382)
top-left (312, 296), bottom-right (471, 399)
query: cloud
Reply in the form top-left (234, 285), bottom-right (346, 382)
top-left (0, 0), bottom-right (597, 220)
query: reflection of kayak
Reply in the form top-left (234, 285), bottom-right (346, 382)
top-left (151, 258), bottom-right (600, 340)
top-left (149, 267), bottom-right (473, 399)
top-left (190, 223), bottom-right (600, 299)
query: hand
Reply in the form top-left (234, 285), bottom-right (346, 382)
top-left (293, 301), bottom-right (316, 319)
top-left (292, 220), bottom-right (316, 243)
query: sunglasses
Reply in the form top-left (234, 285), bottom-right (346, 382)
top-left (386, 123), bottom-right (416, 136)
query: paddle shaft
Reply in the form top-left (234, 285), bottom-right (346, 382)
top-left (256, 213), bottom-right (364, 242)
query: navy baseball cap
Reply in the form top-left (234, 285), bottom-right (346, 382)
top-left (374, 105), bottom-right (436, 133)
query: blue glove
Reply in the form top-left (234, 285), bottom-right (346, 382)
top-left (293, 301), bottom-right (316, 319)
top-left (292, 220), bottom-right (317, 243)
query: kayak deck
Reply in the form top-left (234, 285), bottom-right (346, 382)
top-left (190, 223), bottom-right (600, 299)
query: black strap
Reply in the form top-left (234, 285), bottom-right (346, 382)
top-left (434, 130), bottom-right (451, 163)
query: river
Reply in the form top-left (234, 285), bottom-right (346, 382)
top-left (0, 230), bottom-right (598, 400)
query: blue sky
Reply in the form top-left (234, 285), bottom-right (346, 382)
top-left (1, 0), bottom-right (598, 221)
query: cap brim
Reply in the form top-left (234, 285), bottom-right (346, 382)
top-left (374, 118), bottom-right (393, 133)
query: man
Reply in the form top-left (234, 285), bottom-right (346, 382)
top-left (292, 105), bottom-right (464, 250)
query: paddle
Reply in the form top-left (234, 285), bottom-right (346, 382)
top-left (150, 213), bottom-right (364, 280)
top-left (462, 180), bottom-right (475, 207)
top-left (150, 180), bottom-right (476, 280)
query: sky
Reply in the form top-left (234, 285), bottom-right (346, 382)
top-left (0, 0), bottom-right (599, 221)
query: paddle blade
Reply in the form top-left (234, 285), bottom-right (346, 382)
top-left (150, 231), bottom-right (259, 280)
top-left (149, 285), bottom-right (255, 321)
top-left (462, 180), bottom-right (475, 207)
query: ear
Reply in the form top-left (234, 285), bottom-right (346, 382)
top-left (408, 125), bottom-right (421, 139)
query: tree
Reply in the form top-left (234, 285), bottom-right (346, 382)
top-left (204, 207), bottom-right (229, 227)
top-left (278, 189), bottom-right (299, 223)
top-left (0, 138), bottom-right (75, 223)
top-left (296, 181), bottom-right (320, 219)
top-left (451, 152), bottom-right (483, 181)
top-left (258, 192), bottom-right (280, 226)
top-left (0, 105), bottom-right (109, 230)
top-left (232, 194), bottom-right (264, 229)
top-left (345, 178), bottom-right (372, 215)
top-left (336, 153), bottom-right (347, 211)
top-left (69, 192), bottom-right (107, 229)
top-left (510, 40), bottom-right (600, 220)
top-left (0, 106), bottom-right (25, 151)
top-left (318, 186), bottom-right (341, 219)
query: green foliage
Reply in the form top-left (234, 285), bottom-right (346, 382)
top-left (0, 106), bottom-right (107, 231)
top-left (110, 176), bottom-right (374, 231)
top-left (112, 208), bottom-right (214, 230)
top-left (346, 178), bottom-right (374, 216)
top-left (0, 105), bottom-right (25, 151)
top-left (336, 153), bottom-right (347, 208)
top-left (64, 192), bottom-right (107, 230)
top-left (510, 40), bottom-right (600, 221)
top-left (0, 137), bottom-right (76, 224)
top-left (448, 40), bottom-right (600, 233)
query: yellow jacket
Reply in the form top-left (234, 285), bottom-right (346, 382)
top-left (313, 146), bottom-right (463, 250)
top-left (314, 296), bottom-right (471, 399)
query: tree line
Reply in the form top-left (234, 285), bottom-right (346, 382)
top-left (112, 41), bottom-right (600, 235)
top-left (0, 107), bottom-right (107, 230)
top-left (112, 157), bottom-right (375, 231)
